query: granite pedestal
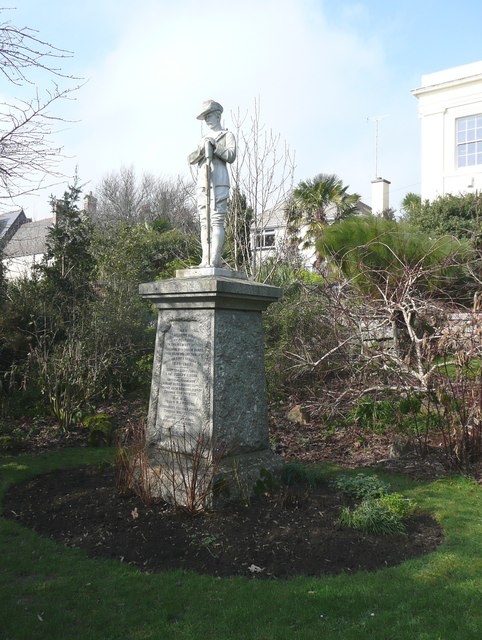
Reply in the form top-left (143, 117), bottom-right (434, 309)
top-left (139, 268), bottom-right (282, 507)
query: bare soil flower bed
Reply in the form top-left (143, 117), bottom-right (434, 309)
top-left (3, 464), bottom-right (443, 579)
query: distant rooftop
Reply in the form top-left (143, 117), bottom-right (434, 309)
top-left (2, 217), bottom-right (54, 259)
top-left (0, 210), bottom-right (25, 243)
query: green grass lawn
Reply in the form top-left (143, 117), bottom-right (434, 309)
top-left (431, 356), bottom-right (482, 379)
top-left (1, 449), bottom-right (481, 640)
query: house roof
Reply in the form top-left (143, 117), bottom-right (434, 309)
top-left (254, 200), bottom-right (372, 228)
top-left (254, 204), bottom-right (287, 229)
top-left (0, 210), bottom-right (26, 244)
top-left (2, 217), bottom-right (54, 259)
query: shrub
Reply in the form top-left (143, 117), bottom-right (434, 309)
top-left (0, 433), bottom-right (23, 452)
top-left (82, 413), bottom-right (114, 447)
top-left (338, 494), bottom-right (414, 535)
top-left (0, 421), bottom-right (26, 452)
top-left (114, 419), bottom-right (154, 504)
top-left (332, 473), bottom-right (389, 500)
top-left (349, 397), bottom-right (397, 433)
top-left (281, 462), bottom-right (327, 487)
top-left (334, 473), bottom-right (416, 536)
top-left (263, 281), bottom-right (352, 398)
top-left (115, 420), bottom-right (226, 514)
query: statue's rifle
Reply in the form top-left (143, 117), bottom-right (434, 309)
top-left (204, 139), bottom-right (213, 266)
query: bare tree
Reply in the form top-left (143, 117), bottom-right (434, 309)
top-left (94, 166), bottom-right (197, 233)
top-left (0, 10), bottom-right (80, 203)
top-left (229, 99), bottom-right (296, 278)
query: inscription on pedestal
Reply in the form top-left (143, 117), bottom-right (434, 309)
top-left (157, 320), bottom-right (208, 436)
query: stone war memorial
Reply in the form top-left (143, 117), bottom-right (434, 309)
top-left (139, 100), bottom-right (282, 508)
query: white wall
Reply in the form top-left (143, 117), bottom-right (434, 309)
top-left (3, 254), bottom-right (44, 280)
top-left (251, 221), bottom-right (318, 271)
top-left (413, 60), bottom-right (482, 202)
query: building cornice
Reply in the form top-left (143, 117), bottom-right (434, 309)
top-left (412, 73), bottom-right (482, 98)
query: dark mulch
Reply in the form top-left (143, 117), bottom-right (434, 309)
top-left (3, 464), bottom-right (444, 580)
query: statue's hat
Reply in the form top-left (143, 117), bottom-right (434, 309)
top-left (196, 99), bottom-right (223, 120)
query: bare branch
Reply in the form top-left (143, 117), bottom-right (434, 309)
top-left (0, 9), bottom-right (81, 204)
top-left (0, 17), bottom-right (76, 85)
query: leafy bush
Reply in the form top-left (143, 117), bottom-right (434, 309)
top-left (0, 433), bottom-right (23, 452)
top-left (350, 397), bottom-right (397, 433)
top-left (405, 192), bottom-right (481, 241)
top-left (317, 215), bottom-right (474, 302)
top-left (1, 213), bottom-right (193, 428)
top-left (338, 494), bottom-right (415, 535)
top-left (334, 473), bottom-right (416, 536)
top-left (27, 326), bottom-right (132, 430)
top-left (281, 462), bottom-right (327, 487)
top-left (133, 353), bottom-right (154, 394)
top-left (82, 413), bottom-right (114, 447)
top-left (332, 473), bottom-right (389, 500)
top-left (349, 394), bottom-right (442, 444)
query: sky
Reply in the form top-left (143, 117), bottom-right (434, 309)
top-left (3, 0), bottom-right (482, 220)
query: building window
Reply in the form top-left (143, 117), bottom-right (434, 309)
top-left (456, 114), bottom-right (482, 167)
top-left (255, 228), bottom-right (276, 249)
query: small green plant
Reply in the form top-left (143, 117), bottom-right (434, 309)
top-left (253, 468), bottom-right (279, 495)
top-left (0, 434), bottom-right (22, 452)
top-left (378, 492), bottom-right (416, 518)
top-left (188, 532), bottom-right (221, 558)
top-left (338, 494), bottom-right (415, 535)
top-left (332, 473), bottom-right (389, 500)
top-left (82, 413), bottom-right (114, 447)
top-left (281, 462), bottom-right (326, 487)
top-left (0, 421), bottom-right (26, 452)
top-left (399, 395), bottom-right (422, 415)
top-left (350, 397), bottom-right (396, 433)
top-left (319, 422), bottom-right (336, 441)
top-left (334, 473), bottom-right (416, 535)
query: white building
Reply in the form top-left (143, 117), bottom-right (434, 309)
top-left (1, 215), bottom-right (54, 279)
top-left (413, 60), bottom-right (482, 202)
top-left (251, 199), bottom-right (371, 271)
top-left (1, 193), bottom-right (97, 280)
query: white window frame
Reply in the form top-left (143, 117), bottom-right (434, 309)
top-left (456, 114), bottom-right (482, 168)
top-left (255, 228), bottom-right (276, 249)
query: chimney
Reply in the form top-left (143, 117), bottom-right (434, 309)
top-left (371, 178), bottom-right (391, 216)
top-left (83, 192), bottom-right (98, 218)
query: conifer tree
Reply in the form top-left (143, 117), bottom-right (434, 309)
top-left (37, 181), bottom-right (95, 323)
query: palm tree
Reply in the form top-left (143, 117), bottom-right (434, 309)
top-left (400, 192), bottom-right (422, 223)
top-left (289, 173), bottom-right (361, 267)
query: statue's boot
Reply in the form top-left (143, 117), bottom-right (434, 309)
top-left (211, 225), bottom-right (225, 268)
